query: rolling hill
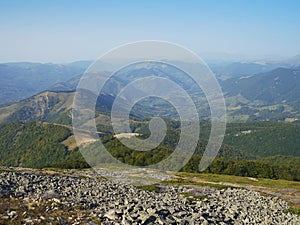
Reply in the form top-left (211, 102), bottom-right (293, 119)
top-left (223, 68), bottom-right (300, 103)
top-left (0, 91), bottom-right (75, 125)
top-left (222, 67), bottom-right (300, 121)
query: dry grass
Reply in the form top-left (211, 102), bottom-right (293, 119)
top-left (61, 135), bottom-right (77, 150)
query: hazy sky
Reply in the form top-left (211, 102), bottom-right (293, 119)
top-left (1, 0), bottom-right (300, 62)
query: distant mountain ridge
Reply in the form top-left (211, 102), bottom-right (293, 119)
top-left (211, 54), bottom-right (300, 79)
top-left (276, 54), bottom-right (300, 67)
top-left (222, 67), bottom-right (300, 121)
top-left (49, 64), bottom-right (300, 122)
top-left (2, 57), bottom-right (300, 122)
top-left (0, 61), bottom-right (90, 105)
top-left (212, 62), bottom-right (282, 79)
top-left (223, 67), bottom-right (300, 103)
top-left (3, 55), bottom-right (300, 106)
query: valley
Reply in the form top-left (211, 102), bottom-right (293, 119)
top-left (1, 58), bottom-right (300, 224)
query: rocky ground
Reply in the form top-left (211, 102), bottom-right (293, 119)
top-left (0, 168), bottom-right (299, 225)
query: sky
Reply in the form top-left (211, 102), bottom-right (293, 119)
top-left (1, 0), bottom-right (300, 63)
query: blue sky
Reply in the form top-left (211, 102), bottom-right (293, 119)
top-left (1, 0), bottom-right (300, 62)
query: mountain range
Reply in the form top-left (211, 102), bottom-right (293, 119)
top-left (1, 56), bottom-right (300, 125)
top-left (213, 54), bottom-right (300, 78)
top-left (0, 61), bottom-right (90, 105)
top-left (0, 58), bottom-right (300, 180)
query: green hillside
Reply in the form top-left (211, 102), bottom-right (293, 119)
top-left (1, 119), bottom-right (299, 181)
top-left (224, 121), bottom-right (300, 158)
top-left (0, 121), bottom-right (87, 168)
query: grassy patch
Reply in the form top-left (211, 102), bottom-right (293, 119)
top-left (0, 168), bottom-right (15, 173)
top-left (284, 206), bottom-right (300, 216)
top-left (161, 177), bottom-right (229, 190)
top-left (136, 184), bottom-right (160, 192)
top-left (177, 172), bottom-right (300, 190)
top-left (161, 178), bottom-right (196, 186)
